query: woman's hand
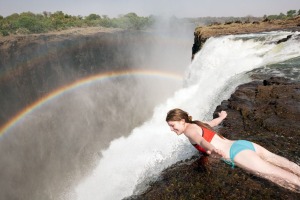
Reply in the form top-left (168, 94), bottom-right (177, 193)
top-left (206, 110), bottom-right (227, 127)
top-left (206, 148), bottom-right (225, 158)
top-left (218, 110), bottom-right (227, 119)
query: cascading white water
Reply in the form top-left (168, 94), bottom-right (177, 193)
top-left (75, 31), bottom-right (300, 200)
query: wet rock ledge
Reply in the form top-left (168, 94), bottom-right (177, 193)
top-left (129, 77), bottom-right (300, 200)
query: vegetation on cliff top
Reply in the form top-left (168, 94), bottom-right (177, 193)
top-left (0, 9), bottom-right (299, 36)
top-left (0, 11), bottom-right (154, 36)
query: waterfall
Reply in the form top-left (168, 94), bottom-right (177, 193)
top-left (75, 31), bottom-right (300, 200)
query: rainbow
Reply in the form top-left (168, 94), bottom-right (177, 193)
top-left (0, 69), bottom-right (183, 136)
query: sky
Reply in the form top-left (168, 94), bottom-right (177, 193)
top-left (0, 0), bottom-right (299, 18)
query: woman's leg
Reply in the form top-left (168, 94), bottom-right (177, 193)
top-left (253, 143), bottom-right (300, 176)
top-left (233, 150), bottom-right (300, 192)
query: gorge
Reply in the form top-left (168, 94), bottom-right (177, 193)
top-left (1, 17), bottom-right (300, 200)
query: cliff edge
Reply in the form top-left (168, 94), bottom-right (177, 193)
top-left (192, 16), bottom-right (300, 59)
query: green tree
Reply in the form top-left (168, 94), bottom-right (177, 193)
top-left (99, 15), bottom-right (113, 27)
top-left (50, 11), bottom-right (66, 29)
top-left (13, 12), bottom-right (48, 33)
top-left (115, 12), bottom-right (150, 30)
top-left (43, 11), bottom-right (51, 17)
top-left (86, 14), bottom-right (101, 21)
top-left (6, 13), bottom-right (19, 20)
top-left (51, 11), bottom-right (65, 19)
top-left (267, 15), bottom-right (277, 20)
top-left (287, 10), bottom-right (296, 17)
top-left (124, 12), bottom-right (142, 29)
top-left (84, 14), bottom-right (102, 26)
top-left (279, 13), bottom-right (286, 19)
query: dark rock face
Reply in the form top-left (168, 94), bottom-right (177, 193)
top-left (191, 32), bottom-right (207, 60)
top-left (277, 35), bottom-right (292, 44)
top-left (0, 28), bottom-right (193, 200)
top-left (130, 77), bottom-right (300, 199)
top-left (0, 29), bottom-right (152, 128)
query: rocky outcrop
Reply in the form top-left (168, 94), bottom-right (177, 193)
top-left (130, 77), bottom-right (300, 199)
top-left (192, 16), bottom-right (300, 59)
top-left (215, 77), bottom-right (300, 140)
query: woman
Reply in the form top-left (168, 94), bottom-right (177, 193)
top-left (166, 108), bottom-right (300, 192)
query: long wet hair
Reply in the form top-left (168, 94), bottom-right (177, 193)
top-left (166, 108), bottom-right (224, 139)
top-left (166, 108), bottom-right (218, 133)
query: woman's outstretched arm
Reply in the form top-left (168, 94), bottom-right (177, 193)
top-left (205, 111), bottom-right (227, 127)
top-left (185, 126), bottom-right (225, 158)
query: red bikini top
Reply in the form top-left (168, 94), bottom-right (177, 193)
top-left (192, 125), bottom-right (216, 153)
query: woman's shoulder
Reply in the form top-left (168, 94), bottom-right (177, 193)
top-left (185, 123), bottom-right (203, 135)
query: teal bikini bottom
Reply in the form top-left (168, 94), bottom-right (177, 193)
top-left (222, 140), bottom-right (256, 168)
